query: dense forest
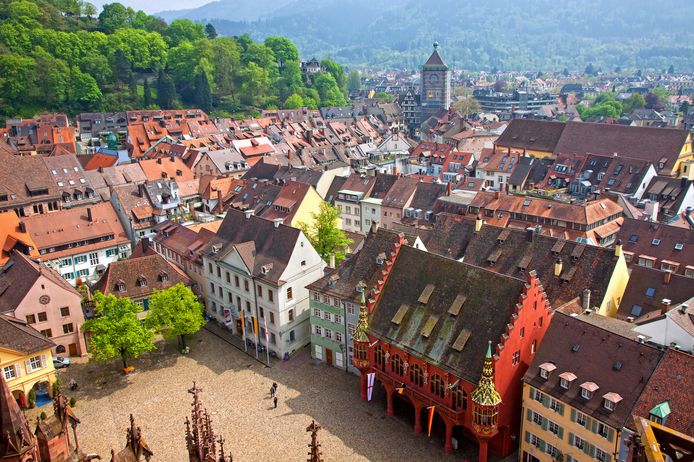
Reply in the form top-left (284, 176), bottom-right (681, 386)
top-left (0, 0), bottom-right (348, 119)
top-left (164, 0), bottom-right (694, 72)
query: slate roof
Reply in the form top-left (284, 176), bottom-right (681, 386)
top-left (93, 253), bottom-right (190, 300)
top-left (381, 177), bottom-right (418, 209)
top-left (616, 265), bottom-right (694, 321)
top-left (632, 348), bottom-right (694, 436)
top-left (0, 250), bottom-right (79, 313)
top-left (524, 312), bottom-right (663, 430)
top-left (368, 174), bottom-right (398, 199)
top-left (202, 209), bottom-right (301, 284)
top-left (0, 314), bottom-right (55, 354)
top-left (368, 245), bottom-right (526, 383)
top-left (307, 228), bottom-right (406, 302)
top-left (324, 176), bottom-right (347, 204)
top-left (616, 218), bottom-right (694, 275)
top-left (413, 214), bottom-right (620, 307)
top-left (423, 49), bottom-right (448, 69)
top-left (0, 151), bottom-right (60, 209)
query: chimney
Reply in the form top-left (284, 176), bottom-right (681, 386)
top-left (679, 304), bottom-right (688, 314)
top-left (273, 218), bottom-right (283, 228)
top-left (446, 182), bottom-right (452, 196)
top-left (495, 190), bottom-right (501, 199)
top-left (141, 237), bottom-right (149, 254)
top-left (157, 158), bottom-right (162, 164)
top-left (663, 270), bottom-right (672, 285)
top-left (216, 189), bottom-right (224, 214)
top-left (660, 298), bottom-right (672, 315)
top-left (526, 227), bottom-right (534, 242)
top-left (614, 239), bottom-right (622, 258)
top-left (87, 207), bottom-right (93, 222)
top-left (18, 221), bottom-right (26, 233)
top-left (138, 183), bottom-right (145, 197)
top-left (475, 215), bottom-right (483, 232)
top-left (554, 258), bottom-right (563, 277)
top-left (170, 155), bottom-right (175, 162)
top-left (244, 210), bottom-right (254, 219)
top-left (582, 289), bottom-right (591, 311)
top-left (329, 254), bottom-right (336, 269)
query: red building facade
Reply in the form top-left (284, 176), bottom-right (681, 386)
top-left (353, 244), bottom-right (553, 460)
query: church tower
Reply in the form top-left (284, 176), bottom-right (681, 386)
top-left (421, 41), bottom-right (451, 112)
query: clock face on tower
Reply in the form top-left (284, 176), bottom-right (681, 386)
top-left (430, 74), bottom-right (439, 82)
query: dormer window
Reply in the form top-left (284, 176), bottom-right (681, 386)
top-left (137, 276), bottom-right (147, 287)
top-left (602, 392), bottom-right (622, 412)
top-left (376, 252), bottom-right (386, 265)
top-left (159, 272), bottom-right (169, 282)
top-left (559, 372), bottom-right (577, 389)
top-left (116, 282), bottom-right (126, 292)
top-left (580, 382), bottom-right (599, 400)
top-left (538, 362), bottom-right (556, 380)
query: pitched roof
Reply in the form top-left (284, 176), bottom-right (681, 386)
top-left (423, 49), bottom-right (448, 69)
top-left (0, 212), bottom-right (39, 265)
top-left (616, 265), bottom-right (693, 321)
top-left (93, 253), bottom-right (190, 299)
top-left (0, 313), bottom-right (55, 354)
top-left (632, 348), bottom-right (694, 435)
top-left (0, 151), bottom-right (60, 209)
top-left (495, 119), bottom-right (567, 153)
top-left (0, 250), bottom-right (79, 313)
top-left (368, 245), bottom-right (526, 383)
top-left (413, 214), bottom-right (621, 307)
top-left (381, 176), bottom-right (418, 208)
top-left (202, 209), bottom-right (302, 283)
top-left (524, 312), bottom-right (663, 430)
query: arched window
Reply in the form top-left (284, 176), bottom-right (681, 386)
top-left (374, 345), bottom-right (385, 368)
top-left (430, 374), bottom-right (445, 398)
top-left (55, 345), bottom-right (66, 354)
top-left (391, 354), bottom-right (403, 376)
top-left (410, 364), bottom-right (424, 387)
top-left (452, 386), bottom-right (467, 411)
top-left (473, 405), bottom-right (498, 430)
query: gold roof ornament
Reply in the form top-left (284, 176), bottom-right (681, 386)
top-left (353, 287), bottom-right (370, 343)
top-left (471, 341), bottom-right (502, 407)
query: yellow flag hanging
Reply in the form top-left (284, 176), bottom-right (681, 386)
top-left (427, 406), bottom-right (435, 437)
top-left (253, 316), bottom-right (259, 336)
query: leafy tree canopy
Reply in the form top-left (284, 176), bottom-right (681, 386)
top-left (145, 283), bottom-right (205, 350)
top-left (298, 201), bottom-right (352, 264)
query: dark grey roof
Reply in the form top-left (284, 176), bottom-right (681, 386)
top-left (0, 314), bottom-right (55, 354)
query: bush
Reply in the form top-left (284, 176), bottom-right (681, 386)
top-left (40, 411), bottom-right (47, 420)
top-left (27, 389), bottom-right (36, 409)
top-left (52, 377), bottom-right (62, 396)
top-left (69, 397), bottom-right (76, 408)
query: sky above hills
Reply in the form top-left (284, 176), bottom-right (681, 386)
top-left (90, 0), bottom-right (209, 13)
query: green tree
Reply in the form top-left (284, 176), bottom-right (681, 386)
top-left (156, 68), bottom-right (176, 109)
top-left (264, 36), bottom-right (299, 65)
top-left (98, 3), bottom-right (134, 33)
top-left (145, 283), bottom-right (205, 350)
top-left (284, 93), bottom-right (303, 109)
top-left (81, 2), bottom-right (96, 18)
top-left (668, 64), bottom-right (675, 74)
top-left (205, 23), bottom-right (217, 39)
top-left (584, 63), bottom-right (597, 76)
top-left (680, 100), bottom-right (690, 115)
top-left (82, 292), bottom-right (155, 370)
top-left (69, 67), bottom-right (102, 109)
top-left (313, 72), bottom-right (346, 106)
top-left (622, 93), bottom-right (645, 114)
top-left (346, 69), bottom-right (360, 92)
top-left (297, 201), bottom-right (352, 264)
top-left (453, 96), bottom-right (481, 117)
top-left (321, 58), bottom-right (346, 95)
top-left (165, 19), bottom-right (205, 47)
top-left (194, 69), bottom-right (212, 112)
top-left (373, 91), bottom-right (394, 102)
top-left (143, 77), bottom-right (151, 107)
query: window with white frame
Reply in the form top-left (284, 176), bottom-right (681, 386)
top-left (532, 389), bottom-right (544, 403)
top-left (314, 325), bottom-right (322, 335)
top-left (347, 305), bottom-right (355, 315)
top-left (313, 308), bottom-right (321, 317)
top-left (334, 314), bottom-right (342, 324)
top-left (89, 252), bottom-right (99, 265)
top-left (549, 398), bottom-right (561, 412)
top-left (576, 411), bottom-right (587, 426)
top-left (604, 399), bottom-right (615, 411)
top-left (335, 332), bottom-right (342, 342)
top-left (545, 443), bottom-right (561, 459)
top-left (324, 329), bottom-right (332, 339)
top-left (3, 365), bottom-right (17, 380)
top-left (595, 447), bottom-right (609, 462)
top-left (28, 355), bottom-right (43, 372)
top-left (323, 312), bottom-right (332, 322)
top-left (532, 411), bottom-right (544, 426)
top-left (548, 420), bottom-right (561, 436)
top-left (598, 422), bottom-right (609, 438)
top-left (573, 435), bottom-right (585, 450)
top-left (347, 323), bottom-right (355, 335)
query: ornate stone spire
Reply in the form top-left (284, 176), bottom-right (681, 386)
top-left (0, 375), bottom-right (37, 459)
top-left (186, 382), bottom-right (232, 462)
top-left (353, 287), bottom-right (370, 343)
top-left (306, 420), bottom-right (323, 462)
top-left (471, 341), bottom-right (502, 407)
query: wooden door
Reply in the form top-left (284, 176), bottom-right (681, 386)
top-left (68, 343), bottom-right (78, 357)
top-left (326, 349), bottom-right (333, 366)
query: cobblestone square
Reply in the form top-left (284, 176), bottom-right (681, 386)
top-left (43, 327), bottom-right (509, 461)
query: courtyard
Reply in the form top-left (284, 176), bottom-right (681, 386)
top-left (39, 327), bottom-right (511, 461)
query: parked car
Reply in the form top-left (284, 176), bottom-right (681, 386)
top-left (53, 357), bottom-right (71, 368)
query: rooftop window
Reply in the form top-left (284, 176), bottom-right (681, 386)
top-left (652, 239), bottom-right (661, 246)
top-left (629, 234), bottom-right (638, 242)
top-left (645, 287), bottom-right (655, 298)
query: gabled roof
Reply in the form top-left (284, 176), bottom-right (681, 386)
top-left (381, 176), bottom-right (418, 208)
top-left (495, 119), bottom-right (567, 153)
top-left (0, 250), bottom-right (79, 313)
top-left (202, 209), bottom-right (302, 283)
top-left (524, 312), bottom-right (663, 430)
top-left (616, 265), bottom-right (693, 321)
top-left (0, 313), bottom-right (55, 354)
top-left (368, 245), bottom-right (526, 383)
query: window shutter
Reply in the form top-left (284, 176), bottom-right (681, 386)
top-left (527, 409), bottom-right (533, 422)
top-left (41, 354), bottom-right (47, 368)
top-left (568, 433), bottom-right (575, 447)
top-left (585, 416), bottom-right (592, 430)
top-left (539, 440), bottom-right (546, 452)
top-left (583, 442), bottom-right (593, 455)
top-left (541, 418), bottom-right (548, 431)
top-left (591, 419), bottom-right (599, 434)
top-left (15, 364), bottom-right (22, 378)
top-left (530, 387), bottom-right (535, 399)
top-left (525, 431), bottom-right (531, 444)
top-left (607, 427), bottom-right (615, 442)
top-left (25, 360), bottom-right (32, 374)
top-left (571, 408), bottom-right (577, 422)
top-left (558, 426), bottom-right (564, 439)
top-left (543, 395), bottom-right (550, 408)
top-left (557, 402), bottom-right (565, 416)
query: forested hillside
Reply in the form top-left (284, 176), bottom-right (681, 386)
top-left (183, 0), bottom-right (694, 72)
top-left (0, 0), bottom-right (348, 119)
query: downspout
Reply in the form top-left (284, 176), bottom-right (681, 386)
top-left (343, 299), bottom-right (349, 373)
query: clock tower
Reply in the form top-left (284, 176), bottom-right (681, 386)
top-left (421, 41), bottom-right (451, 112)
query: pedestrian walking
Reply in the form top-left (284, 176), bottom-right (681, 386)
top-left (269, 385), bottom-right (275, 398)
top-left (273, 396), bottom-right (278, 409)
top-left (272, 382), bottom-right (277, 396)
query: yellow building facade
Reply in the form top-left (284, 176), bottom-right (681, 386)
top-left (1, 342), bottom-right (56, 407)
top-left (520, 383), bottom-right (620, 462)
top-left (597, 248), bottom-right (630, 318)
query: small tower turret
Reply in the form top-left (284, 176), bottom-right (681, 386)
top-left (471, 341), bottom-right (502, 462)
top-left (352, 288), bottom-right (371, 400)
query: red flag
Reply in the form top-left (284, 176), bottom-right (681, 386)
top-left (427, 406), bottom-right (435, 437)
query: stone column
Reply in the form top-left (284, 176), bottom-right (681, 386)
top-left (477, 437), bottom-right (489, 462)
top-left (360, 371), bottom-right (368, 401)
top-left (444, 419), bottom-right (455, 454)
top-left (385, 385), bottom-right (394, 416)
top-left (413, 403), bottom-right (423, 434)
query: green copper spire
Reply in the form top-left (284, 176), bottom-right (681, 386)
top-left (353, 287), bottom-right (370, 343)
top-left (471, 341), bottom-right (502, 407)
